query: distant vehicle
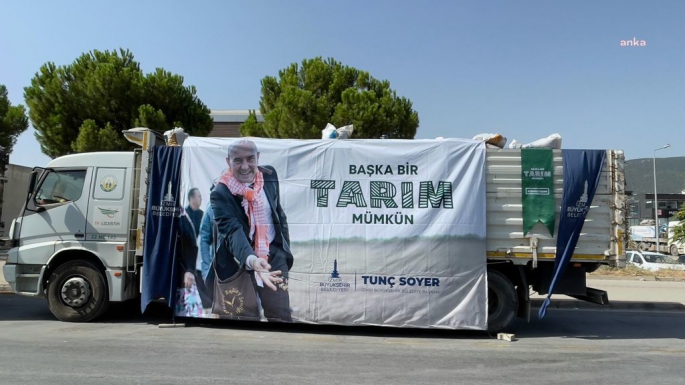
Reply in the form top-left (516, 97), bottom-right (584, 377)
top-left (626, 250), bottom-right (685, 272)
top-left (629, 225), bottom-right (657, 241)
top-left (631, 221), bottom-right (685, 256)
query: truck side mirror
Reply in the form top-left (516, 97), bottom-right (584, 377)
top-left (27, 170), bottom-right (38, 200)
top-left (24, 170), bottom-right (46, 213)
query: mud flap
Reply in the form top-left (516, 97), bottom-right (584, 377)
top-left (570, 287), bottom-right (609, 306)
top-left (535, 262), bottom-right (587, 296)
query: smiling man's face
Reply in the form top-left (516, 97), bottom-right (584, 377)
top-left (227, 142), bottom-right (259, 184)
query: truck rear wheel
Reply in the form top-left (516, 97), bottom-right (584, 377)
top-left (46, 260), bottom-right (110, 322)
top-left (670, 244), bottom-right (679, 256)
top-left (487, 270), bottom-right (518, 334)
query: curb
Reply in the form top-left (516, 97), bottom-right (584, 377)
top-left (588, 275), bottom-right (685, 282)
top-left (530, 298), bottom-right (685, 311)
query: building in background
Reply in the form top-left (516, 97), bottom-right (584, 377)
top-left (0, 163), bottom-right (32, 242)
top-left (208, 109), bottom-right (263, 138)
top-left (626, 191), bottom-right (685, 227)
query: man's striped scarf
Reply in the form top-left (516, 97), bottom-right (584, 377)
top-left (217, 169), bottom-right (269, 262)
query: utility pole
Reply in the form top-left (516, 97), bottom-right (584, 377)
top-left (0, 147), bottom-right (7, 236)
top-left (653, 144), bottom-right (671, 253)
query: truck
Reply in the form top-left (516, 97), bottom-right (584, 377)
top-left (1, 128), bottom-right (627, 333)
top-left (631, 221), bottom-right (685, 256)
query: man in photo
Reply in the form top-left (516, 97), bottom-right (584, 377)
top-left (183, 187), bottom-right (213, 308)
top-left (185, 188), bottom-right (203, 237)
top-left (210, 139), bottom-right (293, 322)
top-left (199, 185), bottom-right (215, 281)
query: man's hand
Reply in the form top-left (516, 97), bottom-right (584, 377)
top-left (251, 258), bottom-right (283, 291)
top-left (184, 272), bottom-right (196, 289)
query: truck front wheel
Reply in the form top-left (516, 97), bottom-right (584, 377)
top-left (46, 260), bottom-right (110, 322)
top-left (487, 269), bottom-right (518, 334)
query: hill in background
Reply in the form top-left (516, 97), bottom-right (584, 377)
top-left (625, 157), bottom-right (685, 196)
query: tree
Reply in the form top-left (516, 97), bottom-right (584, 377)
top-left (241, 57), bottom-right (419, 139)
top-left (0, 84), bottom-right (29, 154)
top-left (24, 49), bottom-right (213, 158)
top-left (672, 207), bottom-right (685, 244)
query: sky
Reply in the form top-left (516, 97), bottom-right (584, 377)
top-left (1, 0), bottom-right (684, 167)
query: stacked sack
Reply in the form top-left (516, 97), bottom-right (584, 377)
top-left (473, 133), bottom-right (508, 148)
top-left (508, 133), bottom-right (562, 149)
top-left (322, 123), bottom-right (354, 139)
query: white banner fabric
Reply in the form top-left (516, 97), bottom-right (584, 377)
top-left (179, 137), bottom-right (488, 330)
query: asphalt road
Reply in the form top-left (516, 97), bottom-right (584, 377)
top-left (0, 295), bottom-right (683, 385)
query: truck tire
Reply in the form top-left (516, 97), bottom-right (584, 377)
top-left (46, 260), bottom-right (110, 322)
top-left (670, 244), bottom-right (679, 256)
top-left (487, 270), bottom-right (518, 334)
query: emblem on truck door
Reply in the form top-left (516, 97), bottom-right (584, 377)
top-left (100, 175), bottom-right (118, 192)
top-left (97, 207), bottom-right (119, 218)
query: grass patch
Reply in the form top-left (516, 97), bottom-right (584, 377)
top-left (591, 265), bottom-right (685, 278)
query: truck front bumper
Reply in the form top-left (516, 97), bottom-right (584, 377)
top-left (1, 261), bottom-right (45, 296)
top-left (1, 263), bottom-right (17, 293)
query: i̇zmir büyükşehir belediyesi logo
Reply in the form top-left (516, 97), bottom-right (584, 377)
top-left (320, 259), bottom-right (351, 293)
top-left (151, 182), bottom-right (180, 217)
top-left (163, 182), bottom-right (175, 202)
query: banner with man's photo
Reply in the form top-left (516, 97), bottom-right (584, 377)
top-left (175, 137), bottom-right (488, 330)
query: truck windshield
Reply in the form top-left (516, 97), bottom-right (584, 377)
top-left (34, 170), bottom-right (86, 205)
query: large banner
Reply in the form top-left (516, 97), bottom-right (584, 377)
top-left (175, 138), bottom-right (488, 330)
top-left (538, 149), bottom-right (606, 319)
top-left (521, 148), bottom-right (555, 237)
top-left (141, 146), bottom-right (183, 314)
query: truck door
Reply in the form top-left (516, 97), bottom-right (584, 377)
top-left (84, 167), bottom-right (130, 265)
top-left (86, 167), bottom-right (130, 243)
top-left (18, 168), bottom-right (91, 264)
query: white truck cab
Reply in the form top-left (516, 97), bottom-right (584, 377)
top-left (2, 128), bottom-right (161, 321)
